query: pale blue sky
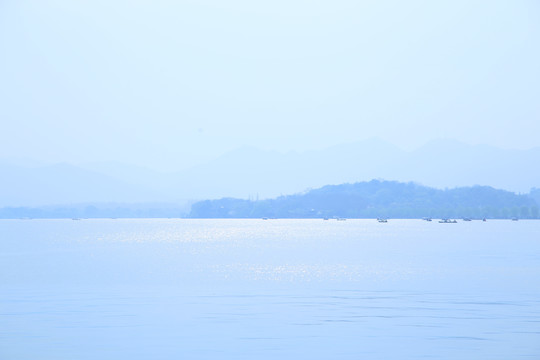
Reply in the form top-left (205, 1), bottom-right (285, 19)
top-left (1, 0), bottom-right (539, 170)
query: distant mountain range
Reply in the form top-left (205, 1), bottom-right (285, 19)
top-left (3, 180), bottom-right (537, 220)
top-left (190, 180), bottom-right (539, 219)
top-left (1, 139), bottom-right (539, 207)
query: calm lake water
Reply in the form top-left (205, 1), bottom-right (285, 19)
top-left (1, 219), bottom-right (539, 359)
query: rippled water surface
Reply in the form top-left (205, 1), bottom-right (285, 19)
top-left (1, 219), bottom-right (539, 359)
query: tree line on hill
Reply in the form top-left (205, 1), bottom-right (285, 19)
top-left (189, 180), bottom-right (540, 219)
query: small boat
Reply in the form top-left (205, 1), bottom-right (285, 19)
top-left (482, 218), bottom-right (487, 222)
top-left (336, 218), bottom-right (346, 221)
top-left (439, 219), bottom-right (457, 223)
top-left (511, 218), bottom-right (519, 221)
top-left (262, 217), bottom-right (268, 220)
top-left (422, 217), bottom-right (432, 222)
top-left (323, 217), bottom-right (329, 220)
top-left (377, 218), bottom-right (388, 223)
top-left (463, 218), bottom-right (472, 221)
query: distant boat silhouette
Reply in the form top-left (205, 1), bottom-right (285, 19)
top-left (439, 219), bottom-right (457, 223)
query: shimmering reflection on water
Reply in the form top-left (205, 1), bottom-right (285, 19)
top-left (1, 219), bottom-right (540, 359)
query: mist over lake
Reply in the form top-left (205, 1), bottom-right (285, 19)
top-left (2, 1), bottom-right (540, 358)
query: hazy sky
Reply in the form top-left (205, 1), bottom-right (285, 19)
top-left (1, 0), bottom-right (539, 170)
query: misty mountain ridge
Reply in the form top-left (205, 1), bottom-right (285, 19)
top-left (3, 180), bottom-right (538, 220)
top-left (1, 138), bottom-right (539, 207)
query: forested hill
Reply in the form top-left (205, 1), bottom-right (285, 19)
top-left (189, 180), bottom-right (539, 219)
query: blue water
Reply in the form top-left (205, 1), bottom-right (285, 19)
top-left (1, 219), bottom-right (539, 359)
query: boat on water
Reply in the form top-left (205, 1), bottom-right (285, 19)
top-left (511, 218), bottom-right (519, 221)
top-left (422, 217), bottom-right (432, 222)
top-left (482, 218), bottom-right (487, 222)
top-left (323, 217), bottom-right (329, 220)
top-left (439, 219), bottom-right (457, 223)
top-left (463, 218), bottom-right (472, 221)
top-left (336, 218), bottom-right (346, 221)
top-left (377, 218), bottom-right (388, 223)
